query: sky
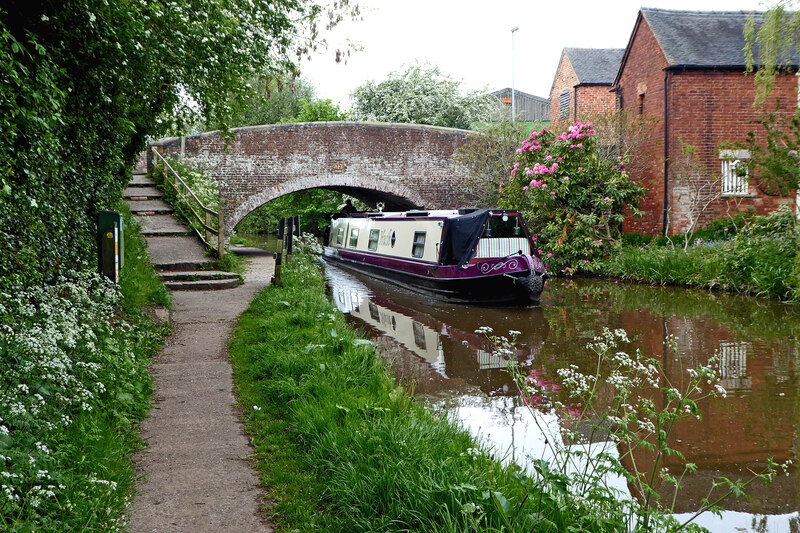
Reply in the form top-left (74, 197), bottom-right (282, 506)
top-left (299, 0), bottom-right (770, 109)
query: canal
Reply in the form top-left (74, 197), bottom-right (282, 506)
top-left (323, 262), bottom-right (800, 533)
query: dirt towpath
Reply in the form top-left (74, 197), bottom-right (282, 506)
top-left (127, 251), bottom-right (274, 533)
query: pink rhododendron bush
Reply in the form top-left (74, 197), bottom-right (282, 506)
top-left (499, 122), bottom-right (645, 274)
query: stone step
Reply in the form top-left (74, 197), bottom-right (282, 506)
top-left (155, 261), bottom-right (218, 272)
top-left (135, 214), bottom-right (190, 236)
top-left (159, 271), bottom-right (239, 282)
top-left (127, 199), bottom-right (174, 214)
top-left (130, 175), bottom-right (156, 186)
top-left (163, 278), bottom-right (240, 291)
top-left (123, 186), bottom-right (163, 199)
top-left (145, 235), bottom-right (215, 272)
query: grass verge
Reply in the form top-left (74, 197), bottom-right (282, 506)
top-left (229, 253), bottom-right (620, 532)
top-left (600, 209), bottom-right (800, 301)
top-left (0, 208), bottom-right (169, 531)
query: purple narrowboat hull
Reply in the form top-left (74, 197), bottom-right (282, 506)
top-left (322, 246), bottom-right (546, 306)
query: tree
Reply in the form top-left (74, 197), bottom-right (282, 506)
top-left (350, 64), bottom-right (496, 129)
top-left (0, 0), bottom-right (358, 289)
top-left (453, 120), bottom-right (532, 207)
top-left (745, 2), bottom-right (800, 105)
top-left (295, 98), bottom-right (347, 122)
top-left (207, 77), bottom-right (316, 130)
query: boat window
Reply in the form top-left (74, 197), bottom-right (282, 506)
top-left (412, 231), bottom-right (426, 258)
top-left (368, 229), bottom-right (380, 251)
top-left (349, 228), bottom-right (359, 248)
top-left (335, 227), bottom-right (344, 245)
top-left (484, 214), bottom-right (524, 238)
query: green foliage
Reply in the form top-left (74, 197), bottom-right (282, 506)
top-left (1, 0), bottom-right (357, 291)
top-left (745, 4), bottom-right (800, 105)
top-left (500, 122), bottom-right (645, 274)
top-left (733, 107), bottom-right (800, 195)
top-left (229, 251), bottom-right (622, 532)
top-left (118, 204), bottom-right (171, 314)
top-left (0, 249), bottom-right (167, 530)
top-left (602, 208), bottom-right (799, 300)
top-left (207, 77), bottom-right (316, 129)
top-left (351, 63), bottom-right (497, 129)
top-left (236, 190), bottom-right (360, 235)
top-left (454, 120), bottom-right (533, 207)
top-left (295, 98), bottom-right (347, 122)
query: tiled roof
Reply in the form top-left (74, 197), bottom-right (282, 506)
top-left (642, 7), bottom-right (800, 68)
top-left (565, 48), bottom-right (625, 85)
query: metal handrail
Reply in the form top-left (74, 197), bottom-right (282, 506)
top-left (150, 147), bottom-right (225, 258)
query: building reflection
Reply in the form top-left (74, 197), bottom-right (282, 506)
top-left (325, 265), bottom-right (800, 530)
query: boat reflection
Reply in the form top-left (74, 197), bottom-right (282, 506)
top-left (324, 263), bottom-right (800, 532)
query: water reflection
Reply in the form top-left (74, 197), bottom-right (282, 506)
top-left (324, 264), bottom-right (800, 532)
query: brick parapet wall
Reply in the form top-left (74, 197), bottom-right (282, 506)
top-left (150, 122), bottom-right (476, 237)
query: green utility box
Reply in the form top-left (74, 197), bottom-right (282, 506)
top-left (98, 211), bottom-right (124, 283)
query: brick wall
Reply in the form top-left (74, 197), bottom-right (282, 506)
top-left (616, 16), bottom-right (669, 235)
top-left (550, 51), bottom-right (578, 124)
top-left (150, 122), bottom-right (475, 237)
top-left (617, 15), bottom-right (797, 236)
top-left (667, 71), bottom-right (796, 233)
top-left (576, 85), bottom-right (617, 118)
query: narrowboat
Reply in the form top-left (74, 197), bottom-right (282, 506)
top-left (322, 208), bottom-right (547, 305)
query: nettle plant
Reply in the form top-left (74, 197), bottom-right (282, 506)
top-left (477, 327), bottom-right (782, 532)
top-left (499, 123), bottom-right (645, 274)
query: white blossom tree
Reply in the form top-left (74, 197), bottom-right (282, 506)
top-left (350, 64), bottom-right (496, 130)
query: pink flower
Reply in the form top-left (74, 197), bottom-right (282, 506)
top-left (604, 196), bottom-right (611, 202)
top-left (545, 155), bottom-right (553, 161)
top-left (550, 191), bottom-right (556, 195)
top-left (595, 240), bottom-right (601, 244)
top-left (523, 186), bottom-right (528, 190)
top-left (577, 143), bottom-right (583, 148)
top-left (500, 181), bottom-right (504, 185)
top-left (538, 249), bottom-right (543, 254)
top-left (563, 176), bottom-right (569, 181)
top-left (578, 167), bottom-right (583, 171)
top-left (546, 253), bottom-right (553, 258)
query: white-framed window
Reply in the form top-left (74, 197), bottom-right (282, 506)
top-left (368, 229), bottom-right (379, 251)
top-left (349, 227), bottom-right (359, 248)
top-left (719, 149), bottom-right (750, 196)
top-left (412, 231), bottom-right (426, 258)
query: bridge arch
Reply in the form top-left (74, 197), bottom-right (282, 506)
top-left (148, 121), bottom-right (477, 239)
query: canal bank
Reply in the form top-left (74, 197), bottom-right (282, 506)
top-left (227, 245), bottom-right (792, 532)
top-left (326, 263), bottom-right (800, 533)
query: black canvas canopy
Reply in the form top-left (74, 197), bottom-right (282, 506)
top-left (439, 209), bottom-right (491, 267)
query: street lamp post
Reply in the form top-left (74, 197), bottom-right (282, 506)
top-left (511, 26), bottom-right (519, 123)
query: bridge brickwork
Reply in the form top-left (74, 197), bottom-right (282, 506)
top-left (149, 122), bottom-right (476, 238)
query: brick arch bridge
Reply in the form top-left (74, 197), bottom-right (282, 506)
top-left (148, 122), bottom-right (478, 239)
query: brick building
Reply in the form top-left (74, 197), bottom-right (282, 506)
top-left (549, 47), bottom-right (624, 125)
top-left (614, 8), bottom-right (798, 235)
